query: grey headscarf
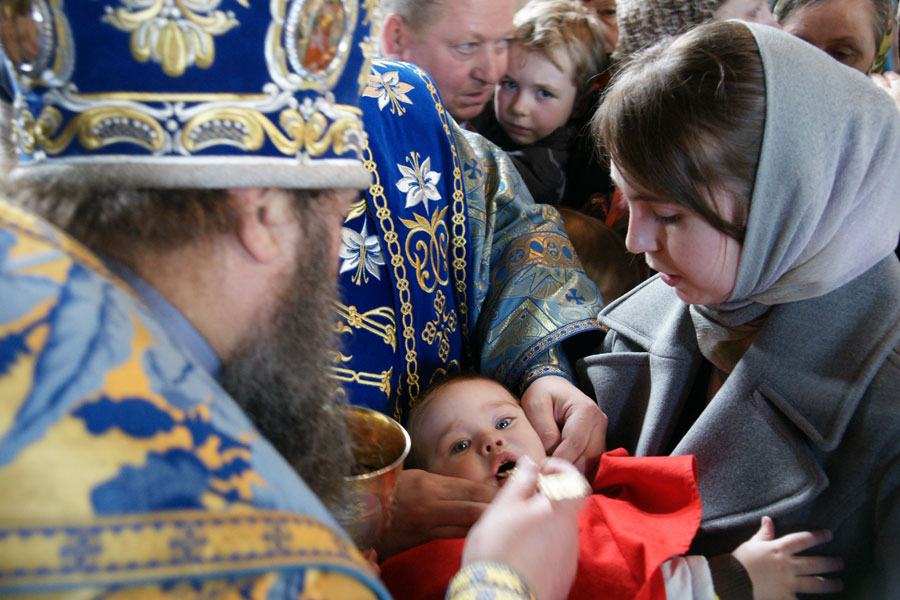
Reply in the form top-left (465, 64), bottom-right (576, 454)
top-left (692, 22), bottom-right (900, 373)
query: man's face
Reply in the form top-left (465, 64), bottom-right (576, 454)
top-left (399, 0), bottom-right (515, 122)
top-left (221, 188), bottom-right (358, 508)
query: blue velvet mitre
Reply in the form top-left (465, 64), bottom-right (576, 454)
top-left (2, 0), bottom-right (380, 189)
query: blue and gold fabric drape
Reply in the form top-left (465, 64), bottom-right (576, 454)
top-left (334, 59), bottom-right (603, 422)
top-left (0, 201), bottom-right (389, 599)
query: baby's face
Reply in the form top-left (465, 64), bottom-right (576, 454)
top-left (494, 43), bottom-right (578, 145)
top-left (413, 378), bottom-right (547, 486)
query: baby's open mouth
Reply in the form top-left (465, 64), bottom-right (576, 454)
top-left (496, 460), bottom-right (517, 481)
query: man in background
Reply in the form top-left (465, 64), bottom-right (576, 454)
top-left (378, 0), bottom-right (515, 124)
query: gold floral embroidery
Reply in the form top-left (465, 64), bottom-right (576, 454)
top-left (103, 0), bottom-right (244, 77)
top-left (421, 291), bottom-right (457, 362)
top-left (362, 69), bottom-right (414, 115)
top-left (396, 152), bottom-right (442, 213)
top-left (399, 206), bottom-right (450, 294)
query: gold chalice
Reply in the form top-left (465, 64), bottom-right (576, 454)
top-left (333, 405), bottom-right (410, 551)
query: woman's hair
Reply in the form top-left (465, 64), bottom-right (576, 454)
top-left (513, 0), bottom-right (608, 96)
top-left (774, 0), bottom-right (893, 65)
top-left (592, 21), bottom-right (765, 242)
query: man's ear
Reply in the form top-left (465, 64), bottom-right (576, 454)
top-left (380, 13), bottom-right (414, 60)
top-left (228, 187), bottom-right (287, 264)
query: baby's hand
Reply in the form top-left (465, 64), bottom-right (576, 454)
top-left (732, 516), bottom-right (843, 600)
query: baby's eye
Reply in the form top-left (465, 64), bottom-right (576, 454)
top-left (501, 78), bottom-right (518, 90)
top-left (538, 89), bottom-right (555, 99)
top-left (452, 440), bottom-right (471, 453)
top-left (496, 417), bottom-right (512, 430)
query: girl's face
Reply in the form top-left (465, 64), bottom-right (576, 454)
top-left (779, 0), bottom-right (879, 73)
top-left (613, 162), bottom-right (743, 305)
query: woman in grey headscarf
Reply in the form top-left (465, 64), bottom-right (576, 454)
top-left (579, 20), bottom-right (900, 597)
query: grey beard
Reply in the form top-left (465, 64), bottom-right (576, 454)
top-left (220, 229), bottom-right (352, 511)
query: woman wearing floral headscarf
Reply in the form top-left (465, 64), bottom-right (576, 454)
top-left (579, 20), bottom-right (900, 598)
top-left (774, 0), bottom-right (893, 73)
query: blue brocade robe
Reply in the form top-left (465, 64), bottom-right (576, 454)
top-left (334, 60), bottom-right (604, 421)
top-left (0, 200), bottom-right (390, 599)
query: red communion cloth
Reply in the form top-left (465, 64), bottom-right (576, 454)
top-left (380, 449), bottom-right (702, 600)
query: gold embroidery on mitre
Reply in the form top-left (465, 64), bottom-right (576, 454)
top-left (181, 104), bottom-right (362, 157)
top-left (269, 0), bottom-right (359, 92)
top-left (103, 0), bottom-right (243, 78)
top-left (19, 105), bottom-right (167, 156)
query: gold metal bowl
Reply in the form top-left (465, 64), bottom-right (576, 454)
top-left (333, 405), bottom-right (410, 551)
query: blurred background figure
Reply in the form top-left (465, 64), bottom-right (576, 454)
top-left (557, 207), bottom-right (645, 304)
top-left (582, 0), bottom-right (620, 51)
top-left (614, 0), bottom-right (778, 63)
top-left (773, 0), bottom-right (894, 73)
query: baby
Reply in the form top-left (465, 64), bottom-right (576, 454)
top-left (381, 373), bottom-right (843, 600)
top-left (473, 0), bottom-right (608, 207)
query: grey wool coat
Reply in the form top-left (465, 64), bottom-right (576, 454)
top-left (577, 256), bottom-right (900, 598)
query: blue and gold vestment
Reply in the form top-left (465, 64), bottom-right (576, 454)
top-left (0, 200), bottom-right (390, 599)
top-left (334, 60), bottom-right (604, 421)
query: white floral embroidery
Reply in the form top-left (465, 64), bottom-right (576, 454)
top-left (396, 153), bottom-right (441, 215)
top-left (362, 69), bottom-right (414, 114)
top-left (339, 219), bottom-right (384, 284)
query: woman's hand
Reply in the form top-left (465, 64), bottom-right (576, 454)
top-left (520, 375), bottom-right (607, 478)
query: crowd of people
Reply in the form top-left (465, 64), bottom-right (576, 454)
top-left (0, 0), bottom-right (898, 599)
